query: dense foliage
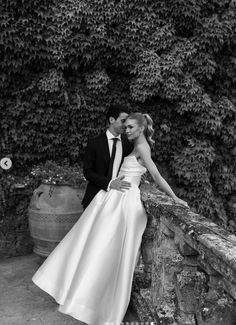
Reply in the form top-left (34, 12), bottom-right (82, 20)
top-left (1, 0), bottom-right (236, 229)
top-left (30, 160), bottom-right (84, 186)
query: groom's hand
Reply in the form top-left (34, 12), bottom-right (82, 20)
top-left (110, 176), bottom-right (131, 192)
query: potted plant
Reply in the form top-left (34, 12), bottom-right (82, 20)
top-left (28, 160), bottom-right (86, 258)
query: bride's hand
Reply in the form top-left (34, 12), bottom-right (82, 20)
top-left (173, 197), bottom-right (189, 208)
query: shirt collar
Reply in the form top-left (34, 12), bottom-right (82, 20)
top-left (106, 129), bottom-right (121, 141)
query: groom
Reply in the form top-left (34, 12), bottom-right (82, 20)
top-left (81, 104), bottom-right (133, 209)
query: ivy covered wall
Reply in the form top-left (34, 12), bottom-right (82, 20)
top-left (0, 0), bottom-right (236, 229)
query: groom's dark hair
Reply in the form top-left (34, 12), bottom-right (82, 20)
top-left (106, 104), bottom-right (129, 123)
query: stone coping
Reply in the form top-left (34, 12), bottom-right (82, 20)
top-left (140, 183), bottom-right (236, 287)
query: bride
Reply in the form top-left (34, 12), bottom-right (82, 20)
top-left (32, 112), bottom-right (188, 325)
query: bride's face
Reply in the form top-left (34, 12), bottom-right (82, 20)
top-left (125, 118), bottom-right (143, 141)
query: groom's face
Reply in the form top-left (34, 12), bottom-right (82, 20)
top-left (111, 112), bottom-right (128, 135)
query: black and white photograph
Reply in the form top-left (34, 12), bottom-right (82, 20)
top-left (0, 0), bottom-right (236, 324)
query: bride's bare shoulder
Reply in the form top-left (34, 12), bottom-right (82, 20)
top-left (136, 143), bottom-right (151, 156)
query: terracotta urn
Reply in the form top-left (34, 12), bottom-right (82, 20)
top-left (28, 182), bottom-right (83, 257)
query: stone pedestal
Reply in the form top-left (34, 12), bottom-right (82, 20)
top-left (152, 224), bottom-right (182, 324)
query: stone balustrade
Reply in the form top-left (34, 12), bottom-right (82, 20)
top-left (132, 182), bottom-right (236, 325)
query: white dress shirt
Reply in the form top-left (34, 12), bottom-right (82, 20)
top-left (106, 130), bottom-right (122, 180)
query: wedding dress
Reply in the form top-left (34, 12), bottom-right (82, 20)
top-left (32, 155), bottom-right (147, 325)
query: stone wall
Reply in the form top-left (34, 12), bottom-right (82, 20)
top-left (135, 182), bottom-right (236, 325)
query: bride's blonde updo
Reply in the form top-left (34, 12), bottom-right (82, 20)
top-left (127, 112), bottom-right (155, 147)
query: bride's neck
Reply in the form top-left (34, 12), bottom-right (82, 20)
top-left (134, 133), bottom-right (147, 146)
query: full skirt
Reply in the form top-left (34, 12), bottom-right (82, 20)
top-left (32, 185), bottom-right (147, 325)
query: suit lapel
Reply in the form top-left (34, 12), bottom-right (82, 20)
top-left (101, 133), bottom-right (132, 174)
top-left (101, 133), bottom-right (110, 165)
top-left (121, 134), bottom-right (131, 157)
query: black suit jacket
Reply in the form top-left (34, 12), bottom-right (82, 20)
top-left (82, 132), bottom-right (133, 209)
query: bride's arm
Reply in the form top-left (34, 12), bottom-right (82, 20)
top-left (137, 145), bottom-right (189, 207)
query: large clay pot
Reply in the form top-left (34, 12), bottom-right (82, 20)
top-left (28, 183), bottom-right (83, 257)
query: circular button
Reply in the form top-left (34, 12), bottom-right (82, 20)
top-left (0, 157), bottom-right (12, 170)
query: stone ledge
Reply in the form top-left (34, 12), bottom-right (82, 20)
top-left (141, 183), bottom-right (236, 285)
top-left (140, 182), bottom-right (236, 324)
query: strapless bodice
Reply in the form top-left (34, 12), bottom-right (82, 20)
top-left (118, 155), bottom-right (146, 186)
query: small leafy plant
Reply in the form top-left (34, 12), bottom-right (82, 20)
top-left (30, 160), bottom-right (85, 187)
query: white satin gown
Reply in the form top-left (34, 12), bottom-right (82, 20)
top-left (32, 155), bottom-right (147, 325)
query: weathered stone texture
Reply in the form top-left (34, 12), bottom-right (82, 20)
top-left (175, 263), bottom-right (208, 325)
top-left (196, 291), bottom-right (236, 325)
top-left (139, 182), bottom-right (236, 325)
top-left (141, 210), bottom-right (158, 278)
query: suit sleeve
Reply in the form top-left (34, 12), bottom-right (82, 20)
top-left (83, 139), bottom-right (110, 191)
